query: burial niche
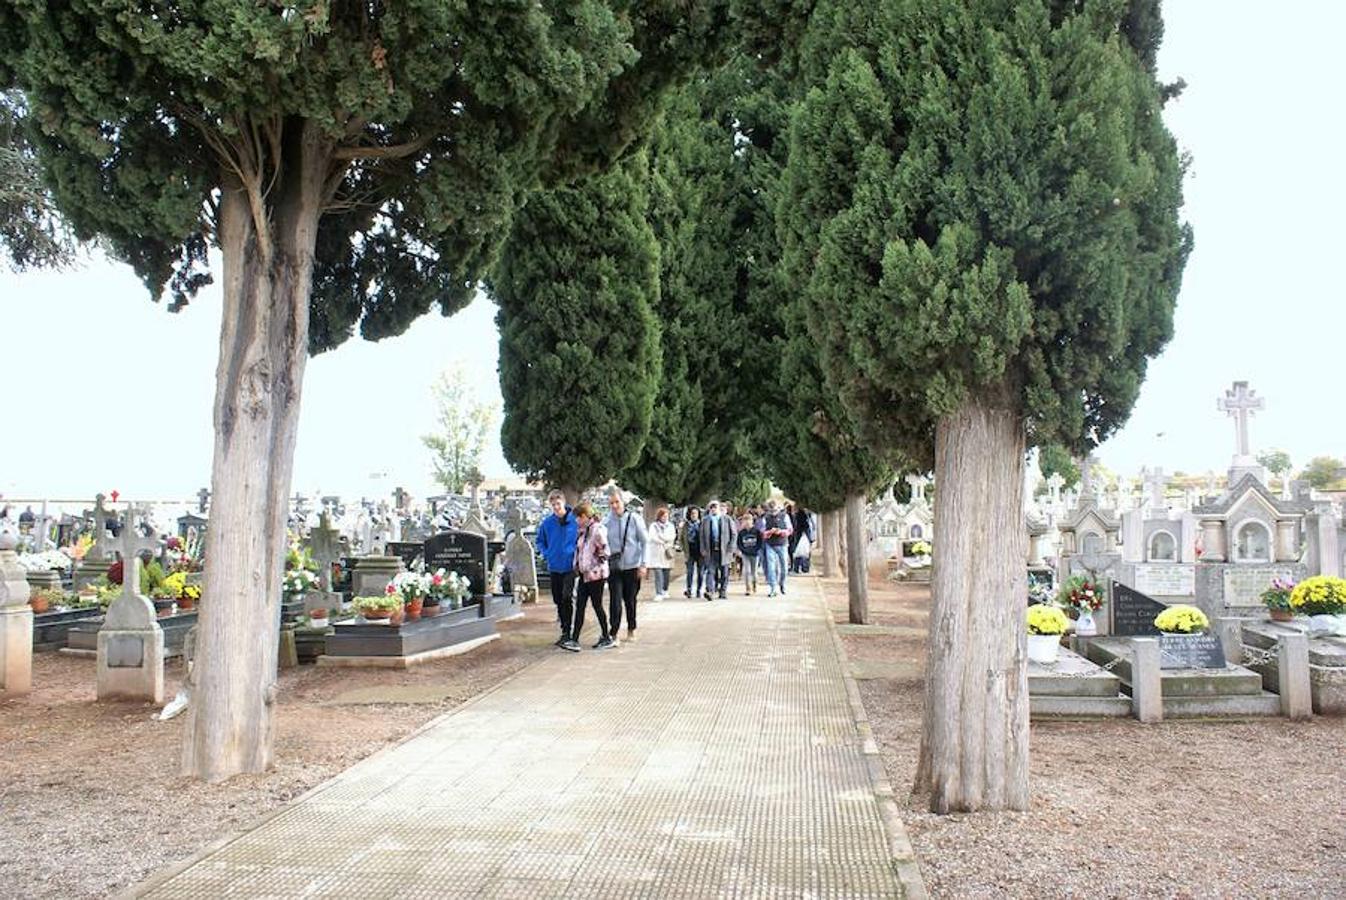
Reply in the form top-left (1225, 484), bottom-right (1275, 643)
top-left (1148, 530), bottom-right (1177, 562)
top-left (1234, 521), bottom-right (1271, 563)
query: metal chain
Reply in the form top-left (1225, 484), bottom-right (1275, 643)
top-left (1032, 654), bottom-right (1124, 676)
top-left (1238, 643), bottom-right (1279, 668)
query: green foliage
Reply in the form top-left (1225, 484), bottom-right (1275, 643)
top-left (1256, 448), bottom-right (1292, 476)
top-left (421, 364), bottom-right (499, 494)
top-left (620, 62), bottom-right (783, 504)
top-left (780, 0), bottom-right (1191, 461)
top-left (1, 0), bottom-right (729, 333)
top-left (1039, 445), bottom-right (1081, 489)
top-left (491, 155), bottom-right (661, 494)
top-left (1303, 456), bottom-right (1346, 489)
top-left (0, 91), bottom-right (73, 270)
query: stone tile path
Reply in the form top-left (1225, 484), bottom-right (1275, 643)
top-left (135, 581), bottom-right (910, 898)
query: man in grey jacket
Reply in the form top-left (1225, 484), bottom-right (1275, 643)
top-left (605, 488), bottom-right (648, 643)
top-left (699, 499), bottom-right (736, 600)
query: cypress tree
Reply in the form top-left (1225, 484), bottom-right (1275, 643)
top-left (783, 0), bottom-right (1191, 811)
top-left (0, 0), bottom-right (727, 779)
top-left (493, 156), bottom-right (661, 504)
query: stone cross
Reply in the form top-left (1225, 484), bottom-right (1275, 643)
top-left (196, 488), bottom-right (210, 514)
top-left (466, 470), bottom-right (484, 507)
top-left (394, 487), bottom-right (408, 511)
top-left (89, 494), bottom-right (112, 560)
top-left (1046, 473), bottom-right (1065, 506)
top-left (1217, 380), bottom-right (1264, 459)
top-left (905, 473), bottom-right (929, 504)
top-left (1144, 468), bottom-right (1168, 512)
top-left (291, 493), bottom-right (309, 516)
top-left (307, 511), bottom-right (342, 592)
top-left (1079, 454), bottom-right (1098, 495)
top-left (117, 508), bottom-right (161, 602)
top-left (505, 503), bottom-right (526, 538)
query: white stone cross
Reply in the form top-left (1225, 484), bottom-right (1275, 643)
top-left (31, 501), bottom-right (53, 552)
top-left (117, 509), bottom-right (161, 601)
top-left (905, 473), bottom-right (929, 503)
top-left (1144, 467), bottom-right (1168, 511)
top-left (1046, 473), bottom-right (1065, 505)
top-left (307, 511), bottom-right (343, 592)
top-left (88, 494), bottom-right (112, 560)
top-left (1217, 380), bottom-right (1264, 459)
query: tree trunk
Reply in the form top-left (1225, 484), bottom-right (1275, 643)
top-left (844, 494), bottom-right (868, 624)
top-left (820, 509), bottom-right (842, 579)
top-left (837, 510), bottom-right (848, 576)
top-left (182, 123), bottom-right (332, 781)
top-left (914, 392), bottom-right (1029, 813)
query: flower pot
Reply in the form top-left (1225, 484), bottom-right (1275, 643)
top-left (310, 617), bottom-right (329, 629)
top-left (362, 607), bottom-right (392, 621)
top-left (29, 595), bottom-right (50, 614)
top-left (1075, 608), bottom-right (1098, 637)
top-left (152, 598), bottom-right (176, 617)
top-left (1268, 608), bottom-right (1294, 623)
top-left (1027, 633), bottom-right (1062, 664)
top-left (178, 595), bottom-right (196, 611)
top-left (405, 597), bottom-right (423, 621)
top-left (389, 608), bottom-right (405, 627)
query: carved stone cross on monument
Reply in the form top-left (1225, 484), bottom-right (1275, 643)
top-left (1046, 473), bottom-right (1065, 506)
top-left (89, 494), bottom-right (111, 561)
top-left (905, 473), bottom-right (929, 504)
top-left (465, 470), bottom-right (484, 508)
top-left (307, 511), bottom-right (343, 593)
top-left (1144, 467), bottom-right (1168, 512)
top-left (1217, 380), bottom-right (1264, 461)
top-left (394, 487), bottom-right (408, 512)
top-left (1079, 454), bottom-right (1098, 495)
top-left (116, 509), bottom-right (161, 602)
top-left (197, 488), bottom-right (210, 514)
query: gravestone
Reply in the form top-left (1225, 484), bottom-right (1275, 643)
top-left (424, 530), bottom-right (489, 599)
top-left (305, 511), bottom-right (345, 612)
top-left (96, 509), bottom-right (164, 703)
top-left (1159, 633), bottom-right (1227, 669)
top-left (1111, 581), bottom-right (1166, 637)
top-left (386, 541), bottom-right (425, 570)
top-left (350, 555), bottom-right (402, 599)
top-left (74, 494), bottom-right (115, 589)
top-left (502, 506), bottom-right (538, 603)
top-left (1217, 380), bottom-right (1267, 485)
top-left (0, 530), bottom-right (34, 693)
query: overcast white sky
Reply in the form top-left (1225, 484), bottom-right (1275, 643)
top-left (1, 1), bottom-right (1342, 506)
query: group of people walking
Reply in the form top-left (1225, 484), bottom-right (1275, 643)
top-left (534, 490), bottom-right (817, 652)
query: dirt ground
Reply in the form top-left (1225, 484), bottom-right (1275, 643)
top-left (825, 573), bottom-right (1346, 900)
top-left (0, 605), bottom-right (563, 900)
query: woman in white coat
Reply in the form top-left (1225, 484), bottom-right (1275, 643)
top-left (646, 506), bottom-right (677, 601)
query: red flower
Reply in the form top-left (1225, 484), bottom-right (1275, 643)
top-left (385, 583), bottom-right (396, 595)
top-left (108, 560), bottom-right (124, 585)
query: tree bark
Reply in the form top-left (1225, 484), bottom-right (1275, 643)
top-left (820, 508), bottom-right (842, 579)
top-left (181, 122), bottom-right (333, 781)
top-left (914, 391), bottom-right (1029, 813)
top-left (844, 494), bottom-right (868, 624)
top-left (837, 509), bottom-right (848, 576)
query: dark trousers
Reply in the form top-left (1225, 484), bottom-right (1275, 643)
top-left (608, 567), bottom-right (640, 635)
top-left (550, 571), bottom-right (577, 638)
top-left (573, 578), bottom-right (608, 641)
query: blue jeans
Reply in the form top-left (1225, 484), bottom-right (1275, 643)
top-left (763, 544), bottom-right (789, 592)
top-left (685, 557), bottom-right (704, 595)
top-left (741, 553), bottom-right (759, 590)
top-left (653, 567), bottom-right (670, 594)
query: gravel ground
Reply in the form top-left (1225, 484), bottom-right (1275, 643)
top-left (0, 606), bottom-right (562, 899)
top-left (825, 573), bottom-right (1346, 899)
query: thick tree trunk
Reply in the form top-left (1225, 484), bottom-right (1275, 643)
top-left (837, 510), bottom-right (848, 576)
top-left (844, 494), bottom-right (868, 624)
top-left (914, 392), bottom-right (1029, 813)
top-left (182, 124), bottom-right (332, 781)
top-left (820, 509), bottom-right (842, 579)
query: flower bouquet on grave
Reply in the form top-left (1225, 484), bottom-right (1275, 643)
top-left (1026, 604), bottom-right (1068, 664)
top-left (282, 567), bottom-right (318, 596)
top-left (16, 549), bottom-right (74, 574)
top-left (1260, 578), bottom-right (1297, 622)
top-left (427, 568), bottom-right (471, 611)
top-left (1288, 576), bottom-right (1346, 636)
top-left (906, 540), bottom-right (932, 568)
top-left (354, 594), bottom-right (401, 623)
top-left (388, 571), bottom-right (432, 620)
top-left (1055, 575), bottom-right (1105, 636)
top-left (148, 580), bottom-right (178, 617)
top-left (1154, 604), bottom-right (1209, 635)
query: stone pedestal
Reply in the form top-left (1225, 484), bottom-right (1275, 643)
top-left (74, 558), bottom-right (114, 591)
top-left (304, 590), bottom-right (344, 616)
top-left (351, 556), bottom-right (403, 598)
top-left (96, 593), bottom-right (165, 703)
top-left (25, 568), bottom-right (62, 594)
top-left (0, 534), bottom-right (34, 694)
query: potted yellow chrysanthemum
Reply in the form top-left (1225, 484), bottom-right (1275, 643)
top-left (1288, 576), bottom-right (1346, 636)
top-left (1154, 604), bottom-right (1209, 635)
top-left (1026, 604), bottom-right (1069, 664)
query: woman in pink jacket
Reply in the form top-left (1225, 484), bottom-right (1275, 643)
top-left (572, 501), bottom-right (614, 651)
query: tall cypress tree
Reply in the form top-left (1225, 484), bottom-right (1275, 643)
top-left (783, 0), bottom-right (1190, 811)
top-left (0, 0), bottom-right (727, 780)
top-left (493, 156), bottom-right (661, 503)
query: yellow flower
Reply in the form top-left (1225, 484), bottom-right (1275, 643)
top-left (1026, 604), bottom-right (1069, 636)
top-left (1154, 604), bottom-right (1209, 634)
top-left (1288, 576), bottom-right (1346, 615)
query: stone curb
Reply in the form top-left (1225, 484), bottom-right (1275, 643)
top-left (120, 621), bottom-right (562, 899)
top-left (814, 575), bottom-right (930, 900)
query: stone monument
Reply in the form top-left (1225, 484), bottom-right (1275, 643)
top-left (74, 493), bottom-right (116, 590)
top-left (0, 529), bottom-right (33, 694)
top-left (1217, 380), bottom-right (1267, 486)
top-left (502, 505), bottom-right (538, 604)
top-left (96, 508), bottom-right (165, 703)
top-left (305, 511), bottom-right (346, 613)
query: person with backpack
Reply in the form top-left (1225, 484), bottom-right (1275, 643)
top-left (605, 488), bottom-right (647, 644)
top-left (572, 501), bottom-right (613, 650)
top-left (536, 489), bottom-right (579, 649)
top-left (736, 513), bottom-right (763, 595)
top-left (680, 506), bottom-right (704, 598)
top-left (761, 498), bottom-right (793, 597)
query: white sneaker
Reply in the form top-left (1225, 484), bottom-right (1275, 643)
top-left (768, 590), bottom-right (778, 598)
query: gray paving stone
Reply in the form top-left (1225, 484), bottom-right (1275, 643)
top-left (135, 586), bottom-right (907, 898)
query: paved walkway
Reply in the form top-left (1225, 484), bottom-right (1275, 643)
top-left (137, 580), bottom-right (911, 898)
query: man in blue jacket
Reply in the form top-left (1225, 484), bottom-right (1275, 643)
top-left (536, 490), bottom-right (580, 651)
